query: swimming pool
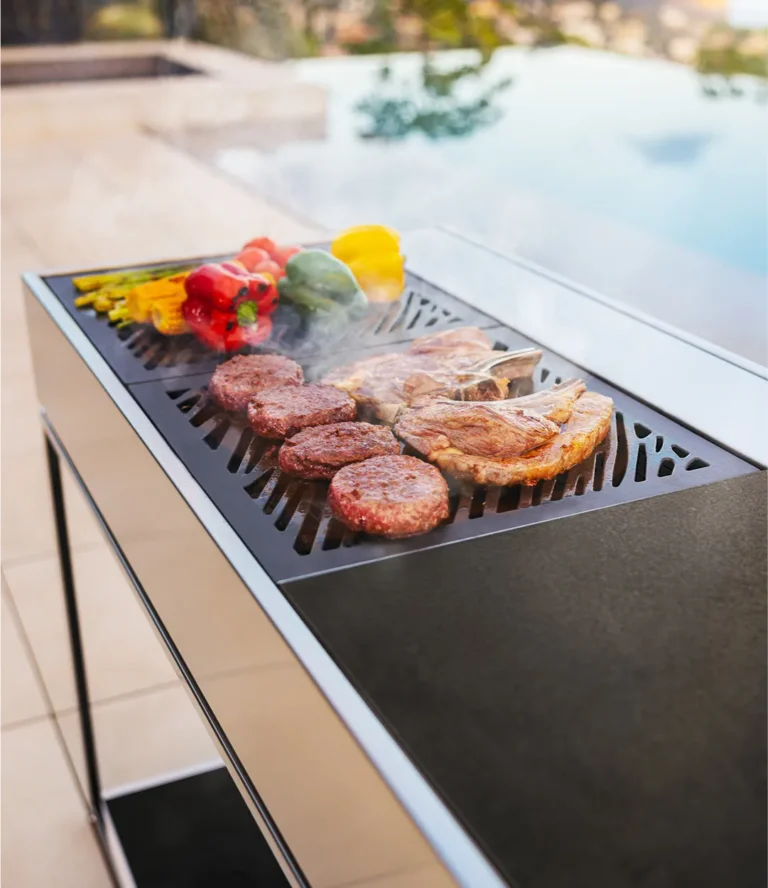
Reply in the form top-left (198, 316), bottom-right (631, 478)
top-left (213, 47), bottom-right (768, 363)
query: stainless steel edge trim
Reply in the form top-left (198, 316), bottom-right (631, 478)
top-left (441, 226), bottom-right (768, 380)
top-left (23, 270), bottom-right (508, 888)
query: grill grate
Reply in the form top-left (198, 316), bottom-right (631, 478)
top-left (45, 264), bottom-right (494, 385)
top-left (165, 365), bottom-right (711, 559)
top-left (130, 329), bottom-right (751, 583)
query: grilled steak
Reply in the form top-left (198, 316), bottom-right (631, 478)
top-left (279, 422), bottom-right (400, 480)
top-left (209, 354), bottom-right (303, 412)
top-left (396, 379), bottom-right (587, 460)
top-left (433, 391), bottom-right (614, 485)
top-left (323, 327), bottom-right (542, 423)
top-left (248, 384), bottom-right (356, 440)
top-left (328, 455), bottom-right (449, 538)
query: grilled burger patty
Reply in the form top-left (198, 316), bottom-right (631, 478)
top-left (279, 422), bottom-right (400, 480)
top-left (248, 384), bottom-right (357, 440)
top-left (209, 354), bottom-right (303, 412)
top-left (328, 455), bottom-right (449, 538)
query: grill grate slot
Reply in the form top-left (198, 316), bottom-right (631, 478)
top-left (612, 412), bottom-right (629, 486)
top-left (245, 468), bottom-right (274, 501)
top-left (202, 417), bottom-right (229, 451)
top-left (593, 451), bottom-right (606, 491)
top-left (635, 444), bottom-right (648, 482)
top-left (227, 428), bottom-right (253, 473)
top-left (658, 458), bottom-right (675, 478)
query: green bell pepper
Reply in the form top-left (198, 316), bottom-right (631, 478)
top-left (279, 250), bottom-right (369, 323)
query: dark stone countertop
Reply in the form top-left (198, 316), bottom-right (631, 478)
top-left (284, 472), bottom-right (767, 888)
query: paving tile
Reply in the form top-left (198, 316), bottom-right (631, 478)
top-left (57, 682), bottom-right (219, 797)
top-left (1, 718), bottom-right (112, 888)
top-left (1, 583), bottom-right (48, 727)
top-left (4, 543), bottom-right (178, 712)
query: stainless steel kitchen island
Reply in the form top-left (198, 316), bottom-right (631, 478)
top-left (23, 230), bottom-right (767, 888)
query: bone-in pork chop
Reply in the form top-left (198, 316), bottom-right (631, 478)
top-left (430, 391), bottom-right (614, 485)
top-left (396, 379), bottom-right (587, 461)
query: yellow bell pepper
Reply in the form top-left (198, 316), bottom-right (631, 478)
top-left (125, 273), bottom-right (189, 326)
top-left (330, 225), bottom-right (405, 302)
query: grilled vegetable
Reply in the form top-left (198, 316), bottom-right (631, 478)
top-left (279, 250), bottom-right (368, 318)
top-left (236, 239), bottom-right (300, 278)
top-left (152, 298), bottom-right (188, 336)
top-left (125, 274), bottom-right (189, 325)
top-left (73, 265), bottom-right (194, 335)
top-left (182, 263), bottom-right (278, 352)
top-left (73, 266), bottom-right (191, 294)
top-left (330, 225), bottom-right (405, 302)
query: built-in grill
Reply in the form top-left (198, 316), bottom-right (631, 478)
top-left (44, 261), bottom-right (756, 585)
top-left (28, 248), bottom-right (767, 888)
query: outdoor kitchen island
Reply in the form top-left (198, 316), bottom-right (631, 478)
top-left (23, 230), bottom-right (766, 888)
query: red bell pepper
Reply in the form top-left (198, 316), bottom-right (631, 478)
top-left (182, 263), bottom-right (278, 353)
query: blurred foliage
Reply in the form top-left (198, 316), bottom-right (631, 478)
top-left (193, 0), bottom-right (302, 59)
top-left (357, 54), bottom-right (513, 139)
top-left (85, 2), bottom-right (163, 40)
top-left (190, 0), bottom-right (768, 107)
top-left (696, 26), bottom-right (768, 102)
top-left (399, 0), bottom-right (510, 57)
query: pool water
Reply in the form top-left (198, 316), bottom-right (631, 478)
top-left (214, 47), bottom-right (768, 362)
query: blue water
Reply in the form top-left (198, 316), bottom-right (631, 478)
top-left (222, 48), bottom-right (767, 276)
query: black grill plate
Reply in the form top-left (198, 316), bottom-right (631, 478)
top-left (130, 326), bottom-right (753, 584)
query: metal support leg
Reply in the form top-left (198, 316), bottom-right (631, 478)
top-left (45, 433), bottom-right (103, 824)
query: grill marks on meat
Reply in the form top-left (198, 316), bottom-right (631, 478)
top-left (396, 379), bottom-right (587, 461)
top-left (247, 384), bottom-right (356, 440)
top-left (323, 327), bottom-right (543, 423)
top-left (209, 354), bottom-right (303, 412)
top-left (328, 456), bottom-right (449, 538)
top-left (396, 402), bottom-right (559, 459)
top-left (279, 422), bottom-right (400, 480)
top-left (432, 391), bottom-right (614, 486)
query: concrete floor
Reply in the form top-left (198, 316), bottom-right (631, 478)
top-left (1, 40), bottom-right (330, 888)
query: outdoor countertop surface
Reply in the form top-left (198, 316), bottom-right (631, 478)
top-left (286, 471), bottom-right (767, 888)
